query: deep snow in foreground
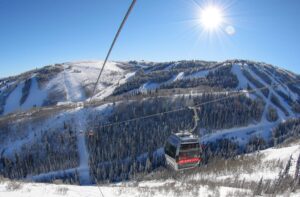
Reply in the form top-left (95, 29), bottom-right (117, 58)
top-left (0, 182), bottom-right (256, 197)
top-left (1, 140), bottom-right (300, 197)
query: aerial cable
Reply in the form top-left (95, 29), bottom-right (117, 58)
top-left (87, 1), bottom-right (137, 196)
top-left (90, 0), bottom-right (137, 102)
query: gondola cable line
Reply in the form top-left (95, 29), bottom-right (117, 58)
top-left (89, 0), bottom-right (137, 103)
top-left (86, 0), bottom-right (137, 196)
top-left (90, 78), bottom-right (300, 131)
top-left (75, 78), bottom-right (300, 137)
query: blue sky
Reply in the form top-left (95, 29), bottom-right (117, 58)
top-left (0, 0), bottom-right (300, 78)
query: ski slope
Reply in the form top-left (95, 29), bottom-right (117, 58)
top-left (1, 61), bottom-right (133, 116)
top-left (1, 140), bottom-right (300, 197)
top-left (3, 77), bottom-right (47, 115)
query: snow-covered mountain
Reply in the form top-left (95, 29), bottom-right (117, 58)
top-left (0, 59), bottom-right (300, 196)
top-left (1, 59), bottom-right (299, 118)
top-left (0, 60), bottom-right (300, 118)
top-left (0, 61), bottom-right (135, 116)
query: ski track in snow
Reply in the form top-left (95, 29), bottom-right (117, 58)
top-left (173, 72), bottom-right (185, 81)
top-left (201, 120), bottom-right (278, 146)
top-left (24, 104), bottom-right (113, 185)
top-left (74, 108), bottom-right (91, 185)
top-left (201, 64), bottom-right (299, 152)
top-left (62, 66), bottom-right (86, 102)
top-left (232, 64), bottom-right (289, 121)
top-left (231, 64), bottom-right (248, 89)
top-left (245, 66), bottom-right (294, 117)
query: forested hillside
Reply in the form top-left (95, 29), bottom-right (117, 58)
top-left (0, 59), bottom-right (299, 188)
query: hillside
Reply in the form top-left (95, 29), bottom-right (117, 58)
top-left (1, 139), bottom-right (299, 196)
top-left (0, 61), bottom-right (135, 116)
top-left (0, 59), bottom-right (300, 195)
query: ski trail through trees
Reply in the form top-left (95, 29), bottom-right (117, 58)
top-left (75, 107), bottom-right (91, 185)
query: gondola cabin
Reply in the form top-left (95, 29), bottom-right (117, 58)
top-left (164, 132), bottom-right (201, 170)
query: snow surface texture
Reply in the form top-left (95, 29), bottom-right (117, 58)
top-left (48, 61), bottom-right (132, 102)
top-left (1, 61), bottom-right (132, 116)
top-left (1, 141), bottom-right (300, 197)
top-left (4, 77), bottom-right (47, 115)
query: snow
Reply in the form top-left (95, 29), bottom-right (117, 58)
top-left (137, 180), bottom-right (175, 188)
top-left (186, 70), bottom-right (210, 79)
top-left (238, 142), bottom-right (300, 182)
top-left (186, 140), bottom-right (300, 192)
top-left (0, 182), bottom-right (112, 197)
top-left (230, 63), bottom-right (292, 121)
top-left (74, 109), bottom-right (91, 185)
top-left (173, 72), bottom-right (185, 81)
top-left (45, 62), bottom-right (131, 103)
top-left (2, 140), bottom-right (300, 196)
top-left (22, 78), bottom-right (48, 109)
top-left (32, 104), bottom-right (112, 184)
top-left (0, 61), bottom-right (135, 115)
top-left (94, 71), bottom-right (136, 100)
top-left (0, 181), bottom-right (251, 197)
top-left (66, 60), bottom-right (123, 72)
top-left (1, 108), bottom-right (73, 158)
top-left (1, 60), bottom-right (128, 115)
top-left (2, 103), bottom-right (113, 186)
top-left (62, 67), bottom-right (86, 102)
top-left (28, 168), bottom-right (77, 182)
top-left (163, 62), bottom-right (178, 70)
top-left (246, 65), bottom-right (294, 117)
top-left (231, 64), bottom-right (249, 89)
top-left (139, 82), bottom-right (159, 93)
top-left (262, 144), bottom-right (300, 162)
top-left (3, 82), bottom-right (23, 115)
top-left (124, 72), bottom-right (136, 80)
top-left (3, 77), bottom-right (47, 115)
top-left (201, 121), bottom-right (278, 146)
top-left (2, 60), bottom-right (300, 196)
top-left (278, 84), bottom-right (299, 101)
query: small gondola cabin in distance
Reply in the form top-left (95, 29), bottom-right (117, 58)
top-left (164, 132), bottom-right (201, 171)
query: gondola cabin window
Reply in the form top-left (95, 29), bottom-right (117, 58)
top-left (165, 142), bottom-right (177, 159)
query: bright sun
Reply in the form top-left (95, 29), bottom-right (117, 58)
top-left (200, 5), bottom-right (224, 31)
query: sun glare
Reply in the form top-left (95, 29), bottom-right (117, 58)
top-left (200, 5), bottom-right (224, 31)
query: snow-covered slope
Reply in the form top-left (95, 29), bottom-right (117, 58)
top-left (0, 59), bottom-right (300, 195)
top-left (0, 61), bottom-right (134, 116)
top-left (3, 77), bottom-right (48, 115)
top-left (1, 140), bottom-right (299, 197)
top-left (1, 60), bottom-right (299, 117)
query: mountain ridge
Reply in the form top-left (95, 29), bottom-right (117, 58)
top-left (0, 59), bottom-right (299, 117)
